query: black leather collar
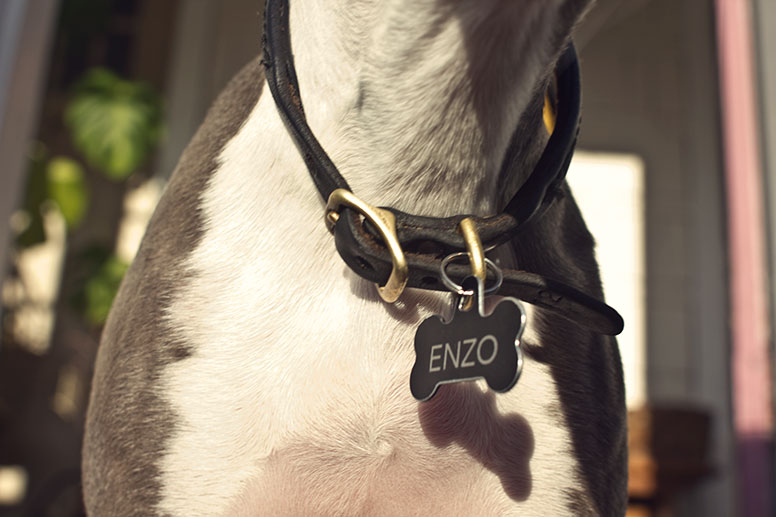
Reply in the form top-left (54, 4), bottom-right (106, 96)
top-left (262, 0), bottom-right (624, 336)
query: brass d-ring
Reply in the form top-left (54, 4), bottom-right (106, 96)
top-left (543, 91), bottom-right (556, 134)
top-left (459, 218), bottom-right (486, 286)
top-left (325, 189), bottom-right (408, 303)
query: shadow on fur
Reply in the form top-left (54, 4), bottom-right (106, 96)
top-left (418, 382), bottom-right (534, 501)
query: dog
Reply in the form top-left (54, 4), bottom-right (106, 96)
top-left (83, 0), bottom-right (627, 514)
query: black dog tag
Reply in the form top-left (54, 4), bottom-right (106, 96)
top-left (410, 277), bottom-right (526, 401)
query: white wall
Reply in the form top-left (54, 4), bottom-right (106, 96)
top-left (577, 0), bottom-right (733, 514)
top-left (568, 152), bottom-right (646, 409)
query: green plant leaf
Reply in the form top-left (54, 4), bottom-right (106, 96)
top-left (83, 254), bottom-right (128, 326)
top-left (46, 156), bottom-right (89, 229)
top-left (16, 143), bottom-right (50, 248)
top-left (65, 68), bottom-right (163, 180)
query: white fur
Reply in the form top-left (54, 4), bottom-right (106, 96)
top-left (159, 1), bottom-right (585, 514)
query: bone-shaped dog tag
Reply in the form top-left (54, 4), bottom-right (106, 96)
top-left (410, 277), bottom-right (526, 401)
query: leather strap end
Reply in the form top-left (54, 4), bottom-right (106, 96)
top-left (332, 208), bottom-right (624, 336)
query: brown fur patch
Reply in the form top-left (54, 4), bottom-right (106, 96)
top-left (82, 58), bottom-right (265, 515)
top-left (511, 184), bottom-right (628, 516)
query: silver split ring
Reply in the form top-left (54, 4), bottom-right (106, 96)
top-left (439, 252), bottom-right (504, 296)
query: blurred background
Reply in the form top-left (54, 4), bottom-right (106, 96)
top-left (0, 0), bottom-right (773, 515)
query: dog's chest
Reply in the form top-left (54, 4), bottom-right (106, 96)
top-left (153, 94), bottom-right (585, 516)
top-left (159, 248), bottom-right (583, 516)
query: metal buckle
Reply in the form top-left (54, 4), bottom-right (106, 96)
top-left (325, 189), bottom-right (409, 303)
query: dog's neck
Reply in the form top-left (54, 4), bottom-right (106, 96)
top-left (288, 0), bottom-right (589, 216)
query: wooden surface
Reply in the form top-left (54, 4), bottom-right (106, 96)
top-left (627, 406), bottom-right (713, 515)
